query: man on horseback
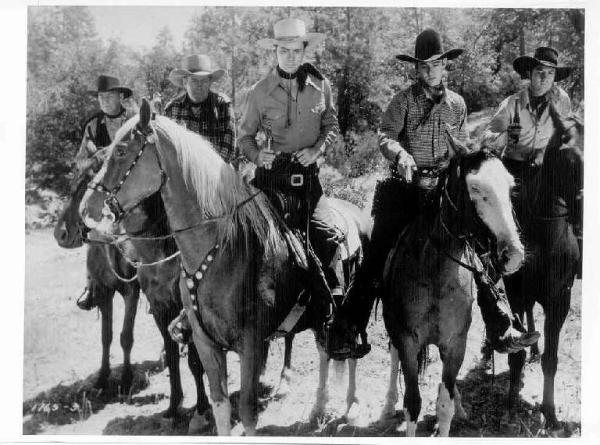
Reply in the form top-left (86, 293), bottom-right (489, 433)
top-left (165, 54), bottom-right (237, 165)
top-left (481, 48), bottom-right (581, 252)
top-left (348, 29), bottom-right (539, 353)
top-left (238, 18), bottom-right (351, 356)
top-left (74, 74), bottom-right (137, 310)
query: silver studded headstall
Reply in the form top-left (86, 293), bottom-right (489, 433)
top-left (180, 243), bottom-right (220, 311)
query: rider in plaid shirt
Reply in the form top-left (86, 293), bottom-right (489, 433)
top-left (165, 54), bottom-right (237, 164)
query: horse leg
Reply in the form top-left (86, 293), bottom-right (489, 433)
top-left (437, 339), bottom-right (467, 437)
top-left (275, 334), bottom-right (294, 398)
top-left (397, 337), bottom-right (421, 437)
top-left (380, 344), bottom-right (400, 420)
top-left (344, 358), bottom-right (359, 421)
top-left (309, 338), bottom-right (330, 422)
top-left (507, 349), bottom-right (527, 417)
top-left (238, 334), bottom-right (265, 436)
top-left (187, 339), bottom-right (212, 434)
top-left (186, 310), bottom-right (230, 435)
top-left (119, 285), bottom-right (139, 397)
top-left (96, 285), bottom-right (114, 390)
top-left (153, 310), bottom-right (184, 419)
top-left (526, 307), bottom-right (540, 360)
top-left (540, 291), bottom-right (571, 431)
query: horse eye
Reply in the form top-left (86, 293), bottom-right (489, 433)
top-left (115, 147), bottom-right (127, 157)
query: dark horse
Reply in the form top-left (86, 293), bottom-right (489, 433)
top-left (378, 136), bottom-right (524, 436)
top-left (503, 105), bottom-right (583, 430)
top-left (80, 99), bottom-right (370, 435)
top-left (54, 174), bottom-right (140, 394)
top-left (54, 173), bottom-right (211, 432)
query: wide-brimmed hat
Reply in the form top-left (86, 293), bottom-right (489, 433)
top-left (396, 29), bottom-right (463, 63)
top-left (257, 18), bottom-right (325, 51)
top-left (168, 54), bottom-right (225, 88)
top-left (513, 47), bottom-right (572, 82)
top-left (88, 75), bottom-right (132, 98)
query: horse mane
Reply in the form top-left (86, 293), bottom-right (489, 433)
top-left (148, 116), bottom-right (283, 258)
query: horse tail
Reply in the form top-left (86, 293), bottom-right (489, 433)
top-left (417, 345), bottom-right (429, 377)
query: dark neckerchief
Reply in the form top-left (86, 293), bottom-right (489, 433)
top-left (529, 89), bottom-right (551, 119)
top-left (277, 65), bottom-right (297, 79)
top-left (277, 63), bottom-right (324, 92)
top-left (105, 107), bottom-right (126, 119)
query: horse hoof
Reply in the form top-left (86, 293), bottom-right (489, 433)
top-left (188, 410), bottom-right (213, 435)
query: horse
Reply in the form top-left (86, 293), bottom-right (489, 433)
top-left (377, 136), bottom-right (525, 436)
top-left (502, 105), bottom-right (583, 430)
top-left (54, 172), bottom-right (211, 432)
top-left (54, 173), bottom-right (140, 394)
top-left (79, 98), bottom-right (370, 435)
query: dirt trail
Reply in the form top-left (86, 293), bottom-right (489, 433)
top-left (24, 229), bottom-right (581, 437)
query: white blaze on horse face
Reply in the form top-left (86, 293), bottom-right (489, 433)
top-left (465, 158), bottom-right (524, 274)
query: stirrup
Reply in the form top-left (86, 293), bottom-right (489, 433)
top-left (492, 329), bottom-right (540, 354)
top-left (168, 309), bottom-right (193, 345)
top-left (76, 287), bottom-right (96, 311)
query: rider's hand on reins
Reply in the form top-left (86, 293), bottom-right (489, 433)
top-left (295, 146), bottom-right (321, 167)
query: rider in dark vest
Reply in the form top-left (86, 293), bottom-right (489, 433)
top-left (74, 75), bottom-right (137, 310)
top-left (347, 29), bottom-right (540, 354)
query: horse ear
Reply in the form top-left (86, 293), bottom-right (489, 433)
top-left (444, 126), bottom-right (469, 158)
top-left (139, 97), bottom-right (152, 131)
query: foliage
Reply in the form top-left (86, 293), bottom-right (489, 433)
top-left (26, 6), bottom-right (585, 195)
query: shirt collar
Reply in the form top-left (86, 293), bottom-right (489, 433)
top-left (520, 86), bottom-right (555, 111)
top-left (265, 67), bottom-right (322, 95)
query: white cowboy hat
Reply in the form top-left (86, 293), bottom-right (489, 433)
top-left (168, 54), bottom-right (225, 88)
top-left (257, 18), bottom-right (325, 50)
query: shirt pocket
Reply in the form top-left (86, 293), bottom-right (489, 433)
top-left (261, 106), bottom-right (286, 132)
top-left (301, 90), bottom-right (326, 135)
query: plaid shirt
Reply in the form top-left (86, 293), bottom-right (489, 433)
top-left (379, 82), bottom-right (467, 168)
top-left (164, 91), bottom-right (237, 163)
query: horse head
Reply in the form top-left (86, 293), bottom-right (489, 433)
top-left (80, 98), bottom-right (165, 234)
top-left (445, 131), bottom-right (524, 275)
top-left (53, 171), bottom-right (93, 248)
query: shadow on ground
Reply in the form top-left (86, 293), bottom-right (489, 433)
top-left (23, 360), bottom-right (164, 434)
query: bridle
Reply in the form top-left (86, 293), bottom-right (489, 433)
top-left (88, 125), bottom-right (166, 224)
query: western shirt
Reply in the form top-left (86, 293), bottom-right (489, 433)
top-left (238, 68), bottom-right (339, 164)
top-left (482, 85), bottom-right (571, 161)
top-left (379, 82), bottom-right (467, 168)
top-left (164, 91), bottom-right (237, 163)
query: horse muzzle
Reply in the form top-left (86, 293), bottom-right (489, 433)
top-left (497, 239), bottom-right (525, 275)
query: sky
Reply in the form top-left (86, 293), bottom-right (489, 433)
top-left (88, 6), bottom-right (204, 51)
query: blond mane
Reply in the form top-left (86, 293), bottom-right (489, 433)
top-left (149, 116), bottom-right (283, 257)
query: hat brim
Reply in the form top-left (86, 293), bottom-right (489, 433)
top-left (513, 56), bottom-right (572, 82)
top-left (87, 86), bottom-right (133, 99)
top-left (396, 48), bottom-right (464, 63)
top-left (168, 68), bottom-right (225, 88)
top-left (257, 33), bottom-right (326, 51)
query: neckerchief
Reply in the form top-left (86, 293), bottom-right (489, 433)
top-left (277, 63), bottom-right (325, 127)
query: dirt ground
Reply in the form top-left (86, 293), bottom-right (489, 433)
top-left (23, 228), bottom-right (581, 437)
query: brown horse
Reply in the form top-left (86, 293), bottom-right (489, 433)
top-left (503, 106), bottom-right (583, 430)
top-left (54, 174), bottom-right (211, 431)
top-left (54, 174), bottom-right (139, 394)
top-left (378, 138), bottom-right (524, 436)
top-left (80, 99), bottom-right (370, 435)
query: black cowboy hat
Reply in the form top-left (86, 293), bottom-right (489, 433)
top-left (88, 75), bottom-right (133, 98)
top-left (396, 29), bottom-right (464, 63)
top-left (513, 47), bottom-right (572, 82)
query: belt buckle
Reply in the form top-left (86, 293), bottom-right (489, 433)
top-left (290, 174), bottom-right (304, 187)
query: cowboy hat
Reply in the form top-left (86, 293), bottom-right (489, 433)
top-left (168, 54), bottom-right (225, 88)
top-left (513, 47), bottom-right (572, 82)
top-left (88, 75), bottom-right (132, 98)
top-left (257, 18), bottom-right (325, 51)
top-left (396, 29), bottom-right (463, 63)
